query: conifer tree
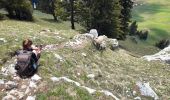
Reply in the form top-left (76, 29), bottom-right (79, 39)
top-left (89, 0), bottom-right (123, 38)
top-left (120, 0), bottom-right (133, 39)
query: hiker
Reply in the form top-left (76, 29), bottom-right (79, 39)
top-left (22, 39), bottom-right (41, 66)
top-left (15, 39), bottom-right (42, 78)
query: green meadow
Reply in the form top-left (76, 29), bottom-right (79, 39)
top-left (132, 0), bottom-right (170, 44)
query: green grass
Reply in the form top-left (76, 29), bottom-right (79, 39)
top-left (132, 0), bottom-right (170, 44)
top-left (0, 8), bottom-right (170, 99)
top-left (0, 10), bottom-right (82, 66)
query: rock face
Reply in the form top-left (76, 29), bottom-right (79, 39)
top-left (143, 46), bottom-right (170, 63)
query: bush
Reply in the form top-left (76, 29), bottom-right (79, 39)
top-left (0, 13), bottom-right (5, 20)
top-left (129, 21), bottom-right (138, 36)
top-left (137, 30), bottom-right (148, 40)
top-left (4, 0), bottom-right (33, 21)
top-left (155, 39), bottom-right (170, 49)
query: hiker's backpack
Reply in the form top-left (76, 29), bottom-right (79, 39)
top-left (15, 50), bottom-right (36, 78)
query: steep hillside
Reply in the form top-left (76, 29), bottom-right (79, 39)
top-left (0, 11), bottom-right (170, 99)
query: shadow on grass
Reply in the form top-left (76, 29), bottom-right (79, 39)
top-left (40, 18), bottom-right (62, 23)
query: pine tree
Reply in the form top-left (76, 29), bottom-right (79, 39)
top-left (120, 0), bottom-right (133, 39)
top-left (89, 0), bottom-right (123, 38)
top-left (3, 0), bottom-right (33, 21)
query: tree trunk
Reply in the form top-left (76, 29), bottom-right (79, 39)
top-left (70, 0), bottom-right (75, 29)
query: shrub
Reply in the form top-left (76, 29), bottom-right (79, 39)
top-left (4, 0), bottom-right (33, 21)
top-left (137, 30), bottom-right (148, 40)
top-left (155, 39), bottom-right (170, 49)
top-left (129, 21), bottom-right (138, 36)
top-left (0, 13), bottom-right (5, 20)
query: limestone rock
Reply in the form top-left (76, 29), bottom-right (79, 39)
top-left (136, 81), bottom-right (159, 100)
top-left (89, 29), bottom-right (98, 39)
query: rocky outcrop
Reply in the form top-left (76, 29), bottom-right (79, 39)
top-left (143, 45), bottom-right (170, 63)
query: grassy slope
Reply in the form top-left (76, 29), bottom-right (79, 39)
top-left (120, 0), bottom-right (170, 56)
top-left (0, 10), bottom-right (170, 99)
top-left (132, 0), bottom-right (170, 44)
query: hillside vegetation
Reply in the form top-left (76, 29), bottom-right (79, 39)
top-left (0, 10), bottom-right (170, 99)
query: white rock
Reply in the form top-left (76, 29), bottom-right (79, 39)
top-left (89, 29), bottom-right (98, 38)
top-left (29, 81), bottom-right (37, 88)
top-left (9, 90), bottom-right (24, 99)
top-left (31, 74), bottom-right (42, 81)
top-left (134, 96), bottom-right (141, 100)
top-left (0, 79), bottom-right (4, 84)
top-left (61, 77), bottom-right (81, 86)
top-left (0, 38), bottom-right (7, 43)
top-left (25, 87), bottom-right (31, 94)
top-left (82, 53), bottom-right (87, 57)
top-left (143, 45), bottom-right (170, 63)
top-left (21, 85), bottom-right (27, 89)
top-left (136, 81), bottom-right (159, 100)
top-left (81, 86), bottom-right (96, 94)
top-left (54, 54), bottom-right (63, 62)
top-left (111, 39), bottom-right (119, 47)
top-left (100, 90), bottom-right (119, 100)
top-left (51, 77), bottom-right (60, 82)
top-left (87, 74), bottom-right (95, 78)
top-left (84, 33), bottom-right (94, 39)
top-left (26, 96), bottom-right (36, 100)
top-left (8, 64), bottom-right (17, 75)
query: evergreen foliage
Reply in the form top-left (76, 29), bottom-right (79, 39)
top-left (39, 0), bottom-right (69, 21)
top-left (155, 39), bottom-right (170, 49)
top-left (120, 0), bottom-right (133, 39)
top-left (129, 21), bottom-right (138, 36)
top-left (3, 0), bottom-right (33, 21)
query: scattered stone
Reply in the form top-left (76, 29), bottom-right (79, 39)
top-left (13, 76), bottom-right (20, 81)
top-left (26, 96), bottom-right (36, 100)
top-left (99, 90), bottom-right (119, 100)
top-left (0, 38), bottom-right (7, 43)
top-left (21, 85), bottom-right (27, 89)
top-left (25, 87), bottom-right (31, 94)
top-left (39, 29), bottom-right (52, 33)
top-left (109, 39), bottom-right (119, 50)
top-left (0, 79), bottom-right (4, 85)
top-left (133, 90), bottom-right (137, 96)
top-left (7, 64), bottom-right (17, 75)
top-left (81, 86), bottom-right (96, 94)
top-left (9, 89), bottom-right (24, 99)
top-left (87, 74), bottom-right (95, 79)
top-left (134, 96), bottom-right (141, 100)
top-left (2, 95), bottom-right (17, 100)
top-left (5, 81), bottom-right (18, 90)
top-left (51, 77), bottom-right (60, 82)
top-left (54, 54), bottom-right (64, 62)
top-left (81, 53), bottom-right (87, 57)
top-left (61, 77), bottom-right (81, 87)
top-left (89, 29), bottom-right (98, 39)
top-left (29, 81), bottom-right (37, 88)
top-left (136, 81), bottom-right (159, 100)
top-left (31, 74), bottom-right (42, 81)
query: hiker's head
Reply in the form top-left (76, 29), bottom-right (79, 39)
top-left (23, 39), bottom-right (33, 50)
